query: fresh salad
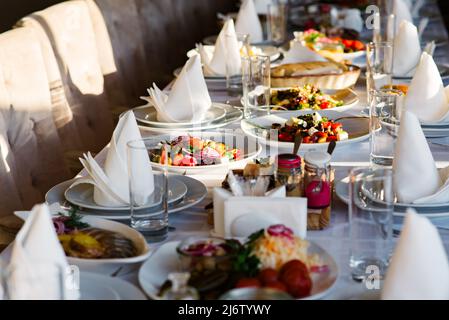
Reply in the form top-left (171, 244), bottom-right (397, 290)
top-left (298, 29), bottom-right (365, 54)
top-left (270, 85), bottom-right (344, 111)
top-left (271, 112), bottom-right (349, 144)
top-left (150, 136), bottom-right (242, 167)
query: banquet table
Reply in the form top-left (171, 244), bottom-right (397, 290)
top-left (73, 3), bottom-right (449, 300)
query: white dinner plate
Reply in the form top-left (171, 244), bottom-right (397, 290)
top-left (187, 44), bottom-right (281, 63)
top-left (335, 176), bottom-right (449, 217)
top-left (241, 111), bottom-right (370, 152)
top-left (64, 173), bottom-right (187, 212)
top-left (138, 240), bottom-right (338, 300)
top-left (137, 104), bottom-right (243, 133)
top-left (133, 103), bottom-right (226, 128)
top-left (202, 35), bottom-right (272, 46)
top-left (148, 131), bottom-right (262, 175)
top-left (46, 175), bottom-right (208, 220)
top-left (241, 87), bottom-right (359, 114)
top-left (80, 272), bottom-right (146, 300)
top-left (14, 212), bottom-right (151, 275)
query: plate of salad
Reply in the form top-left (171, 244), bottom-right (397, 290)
top-left (148, 131), bottom-right (262, 174)
top-left (242, 85), bottom-right (358, 114)
top-left (241, 110), bottom-right (370, 151)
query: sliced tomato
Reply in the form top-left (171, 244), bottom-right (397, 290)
top-left (320, 101), bottom-right (330, 109)
top-left (353, 40), bottom-right (365, 51)
top-left (326, 135), bottom-right (338, 142)
top-left (342, 39), bottom-right (354, 49)
top-left (331, 122), bottom-right (342, 131)
top-left (302, 136), bottom-right (312, 144)
top-left (321, 121), bottom-right (332, 129)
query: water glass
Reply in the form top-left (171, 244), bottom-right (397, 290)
top-left (349, 167), bottom-right (394, 281)
top-left (369, 88), bottom-right (403, 167)
top-left (127, 137), bottom-right (169, 242)
top-left (366, 42), bottom-right (394, 103)
top-left (226, 33), bottom-right (250, 96)
top-left (242, 55), bottom-right (271, 119)
top-left (267, 2), bottom-right (287, 45)
top-left (372, 13), bottom-right (396, 43)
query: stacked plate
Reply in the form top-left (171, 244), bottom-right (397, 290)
top-left (45, 174), bottom-right (208, 220)
top-left (132, 102), bottom-right (242, 133)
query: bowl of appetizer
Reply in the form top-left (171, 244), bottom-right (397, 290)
top-left (138, 225), bottom-right (338, 300)
top-left (241, 111), bottom-right (370, 151)
top-left (148, 131), bottom-right (262, 175)
top-left (15, 209), bottom-right (151, 274)
top-left (242, 85), bottom-right (358, 113)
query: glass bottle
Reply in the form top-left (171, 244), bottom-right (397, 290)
top-left (304, 151), bottom-right (333, 230)
top-left (160, 272), bottom-right (199, 300)
top-left (275, 154), bottom-right (303, 197)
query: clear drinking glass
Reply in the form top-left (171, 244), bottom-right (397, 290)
top-left (267, 2), bottom-right (287, 45)
top-left (127, 137), bottom-right (169, 242)
top-left (242, 55), bottom-right (271, 119)
top-left (226, 33), bottom-right (250, 97)
top-left (372, 13), bottom-right (396, 44)
top-left (349, 167), bottom-right (394, 281)
top-left (366, 42), bottom-right (394, 103)
top-left (369, 88), bottom-right (403, 167)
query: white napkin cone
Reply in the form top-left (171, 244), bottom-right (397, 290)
top-left (71, 111), bottom-right (154, 207)
top-left (393, 0), bottom-right (413, 32)
top-left (382, 209), bottom-right (449, 300)
top-left (393, 20), bottom-right (421, 77)
top-left (147, 55), bottom-right (212, 123)
top-left (282, 40), bottom-right (327, 64)
top-left (393, 111), bottom-right (449, 204)
top-left (8, 204), bottom-right (79, 300)
top-left (199, 19), bottom-right (242, 76)
top-left (404, 52), bottom-right (449, 123)
top-left (235, 0), bottom-right (263, 43)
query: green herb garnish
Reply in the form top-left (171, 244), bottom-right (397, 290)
top-left (227, 229), bottom-right (264, 277)
top-left (59, 207), bottom-right (90, 229)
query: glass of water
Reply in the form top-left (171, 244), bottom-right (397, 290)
top-left (226, 33), bottom-right (250, 96)
top-left (242, 55), bottom-right (271, 119)
top-left (372, 13), bottom-right (396, 44)
top-left (127, 137), bottom-right (170, 242)
top-left (267, 2), bottom-right (287, 45)
top-left (349, 167), bottom-right (394, 281)
top-left (366, 41), bottom-right (394, 103)
top-left (369, 88), bottom-right (403, 167)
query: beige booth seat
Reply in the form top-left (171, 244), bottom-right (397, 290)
top-left (18, 0), bottom-right (115, 154)
top-left (0, 27), bottom-right (70, 217)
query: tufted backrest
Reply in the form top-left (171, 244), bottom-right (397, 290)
top-left (18, 0), bottom-right (114, 153)
top-left (0, 27), bottom-right (70, 215)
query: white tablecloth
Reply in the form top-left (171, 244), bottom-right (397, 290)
top-left (83, 2), bottom-right (449, 299)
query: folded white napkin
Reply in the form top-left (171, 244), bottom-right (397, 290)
top-left (213, 186), bottom-right (286, 237)
top-left (404, 52), bottom-right (449, 123)
top-left (393, 0), bottom-right (413, 32)
top-left (147, 55), bottom-right (212, 123)
top-left (253, 0), bottom-right (272, 14)
top-left (9, 204), bottom-right (79, 300)
top-left (393, 20), bottom-right (421, 77)
top-left (343, 9), bottom-right (363, 33)
top-left (199, 19), bottom-right (242, 76)
top-left (235, 0), bottom-right (263, 43)
top-left (282, 40), bottom-right (327, 64)
top-left (71, 111), bottom-right (154, 207)
top-left (382, 209), bottom-right (449, 300)
top-left (393, 111), bottom-right (449, 204)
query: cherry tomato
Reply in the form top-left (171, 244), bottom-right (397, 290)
top-left (326, 135), bottom-right (338, 142)
top-left (280, 260), bottom-right (308, 277)
top-left (286, 274), bottom-right (312, 298)
top-left (342, 39), bottom-right (354, 48)
top-left (258, 268), bottom-right (279, 285)
top-left (302, 136), bottom-right (312, 144)
top-left (331, 122), bottom-right (342, 131)
top-left (353, 40), bottom-right (365, 51)
top-left (320, 101), bottom-right (330, 109)
top-left (235, 278), bottom-right (261, 288)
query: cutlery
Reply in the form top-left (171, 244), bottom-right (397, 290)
top-left (327, 140), bottom-right (337, 155)
top-left (293, 132), bottom-right (302, 154)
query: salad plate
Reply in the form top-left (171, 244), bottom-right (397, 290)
top-left (147, 131), bottom-right (262, 175)
top-left (46, 175), bottom-right (208, 220)
top-left (241, 86), bottom-right (359, 114)
top-left (138, 236), bottom-right (338, 300)
top-left (14, 211), bottom-right (152, 275)
top-left (133, 103), bottom-right (226, 128)
top-left (64, 173), bottom-right (187, 212)
top-left (241, 111), bottom-right (370, 151)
